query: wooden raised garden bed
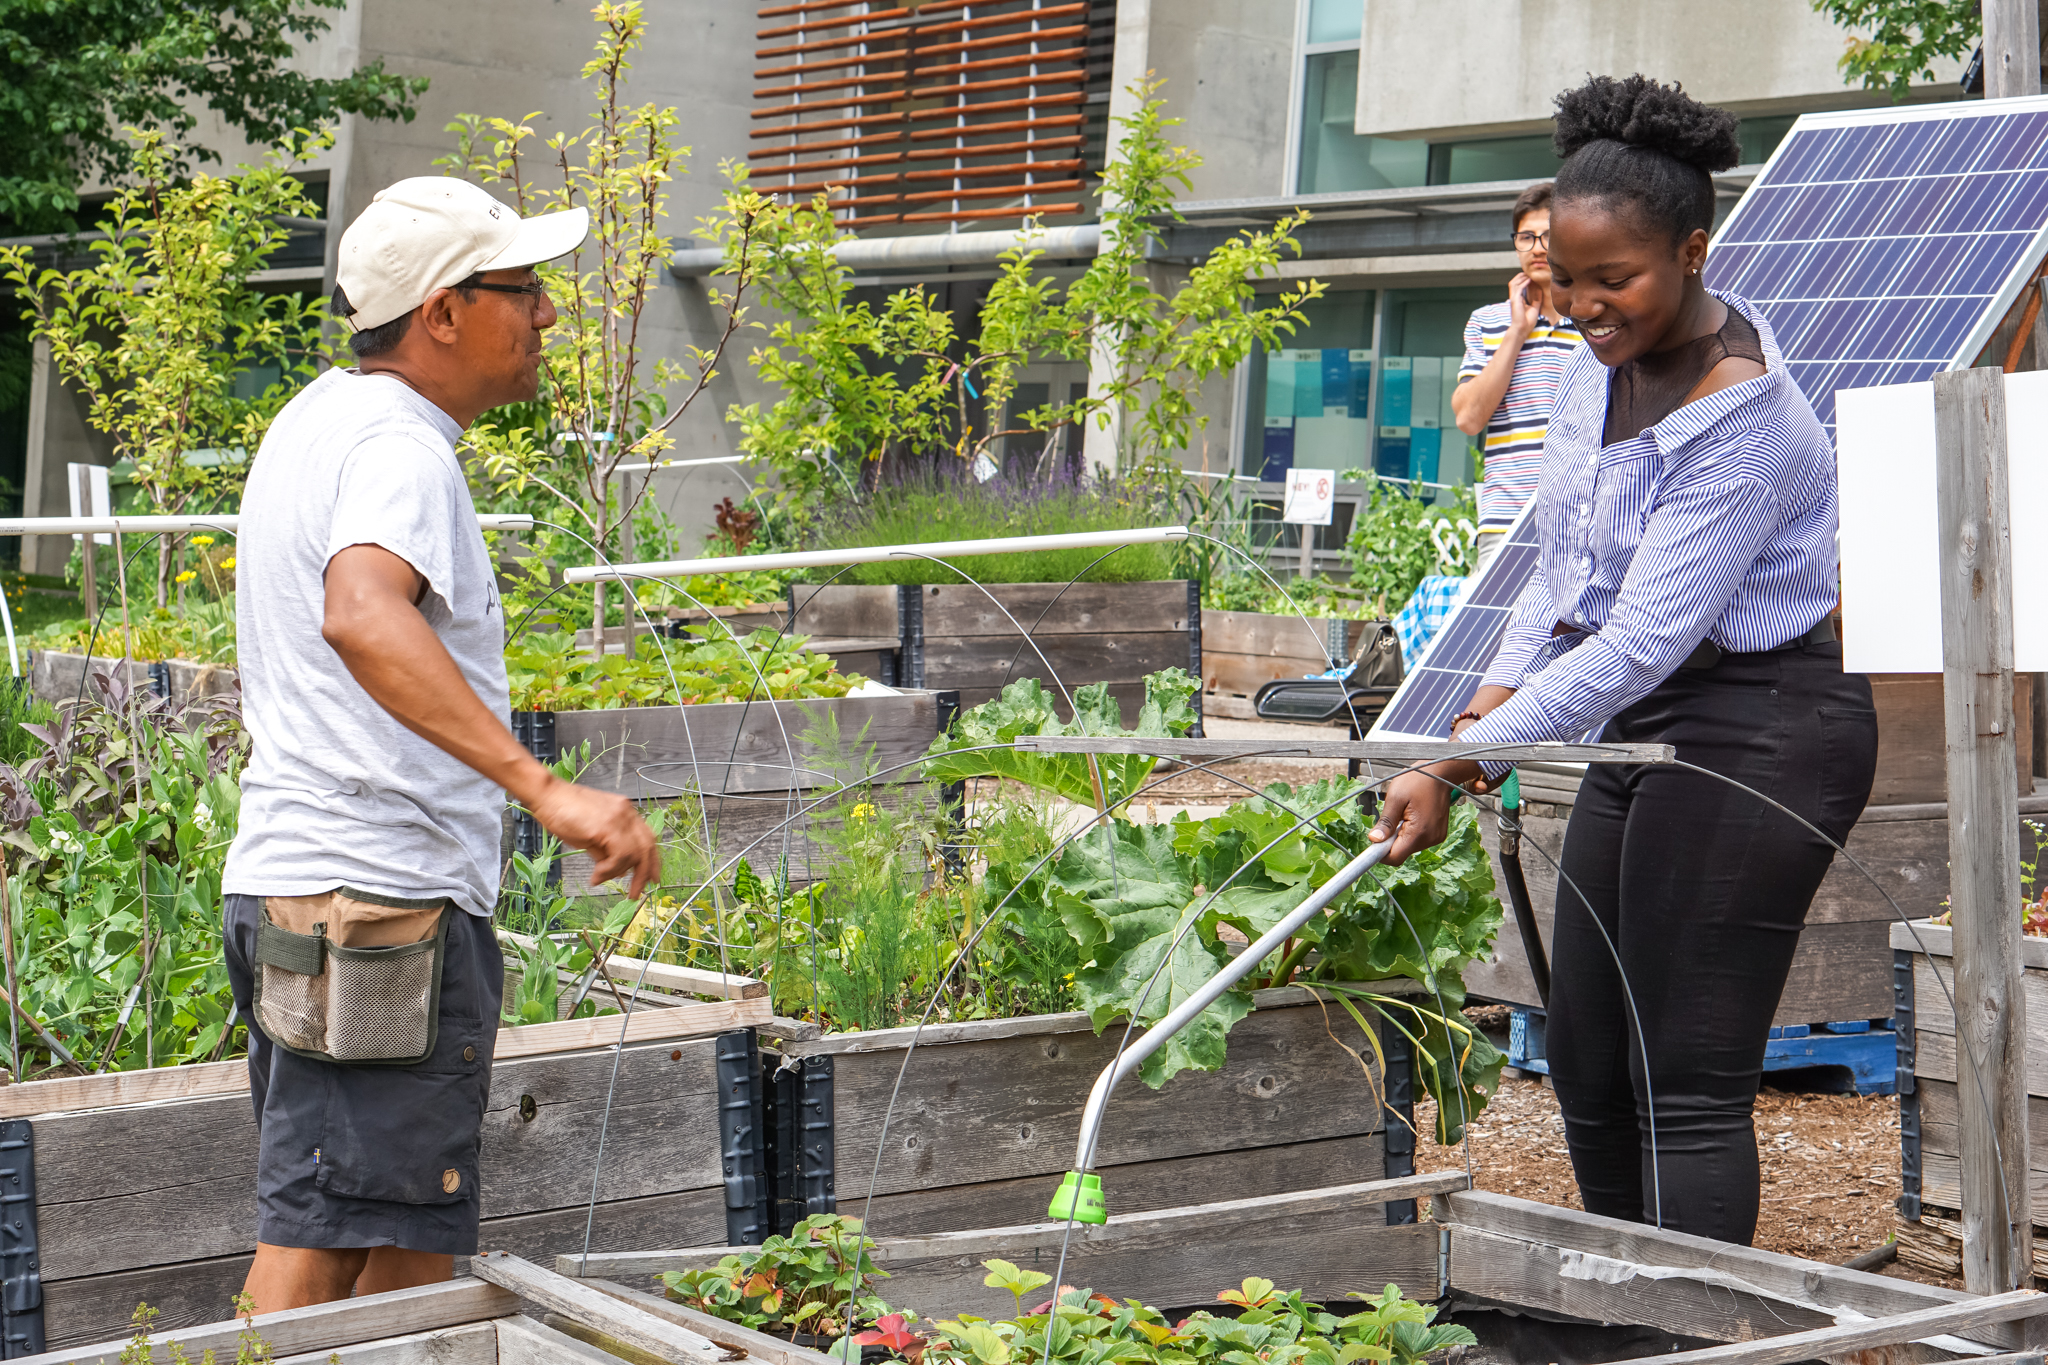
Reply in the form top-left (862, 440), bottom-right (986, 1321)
top-left (748, 984), bottom-right (1430, 1246)
top-left (1198, 611), bottom-right (1381, 725)
top-left (0, 982), bottom-right (772, 1352)
top-left (1891, 919), bottom-right (2048, 1278)
top-left (29, 650), bottom-right (237, 710)
top-left (790, 583), bottom-right (1200, 727)
top-left (512, 689), bottom-right (955, 893)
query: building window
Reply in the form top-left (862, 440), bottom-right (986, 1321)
top-left (748, 0), bottom-right (1116, 231)
top-left (1240, 287), bottom-right (1486, 496)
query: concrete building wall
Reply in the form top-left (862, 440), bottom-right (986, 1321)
top-left (1355, 0), bottom-right (1968, 140)
top-left (1146, 2), bottom-right (1299, 201)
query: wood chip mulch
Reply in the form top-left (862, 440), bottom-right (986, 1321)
top-left (1410, 1044), bottom-right (1960, 1290)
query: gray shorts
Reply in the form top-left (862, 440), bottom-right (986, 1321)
top-left (223, 894), bottom-right (503, 1254)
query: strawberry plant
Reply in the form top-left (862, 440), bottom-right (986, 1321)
top-left (660, 1213), bottom-right (889, 1340)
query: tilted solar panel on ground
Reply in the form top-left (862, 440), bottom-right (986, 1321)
top-left (1369, 95), bottom-right (2048, 743)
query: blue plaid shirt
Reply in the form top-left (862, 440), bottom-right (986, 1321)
top-left (1460, 293), bottom-right (1838, 776)
top-left (1394, 575), bottom-right (1468, 669)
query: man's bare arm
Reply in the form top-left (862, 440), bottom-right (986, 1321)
top-left (322, 542), bottom-right (660, 896)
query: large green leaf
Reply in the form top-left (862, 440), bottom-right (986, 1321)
top-left (921, 669), bottom-right (1198, 810)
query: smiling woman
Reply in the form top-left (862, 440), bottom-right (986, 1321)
top-left (1368, 74), bottom-right (1881, 1249)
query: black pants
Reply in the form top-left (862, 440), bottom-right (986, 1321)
top-left (1545, 641), bottom-right (1877, 1244)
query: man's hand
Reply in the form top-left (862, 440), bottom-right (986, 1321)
top-left (324, 543), bottom-right (662, 899)
top-left (525, 774), bottom-right (661, 898)
top-left (1506, 271), bottom-right (1540, 339)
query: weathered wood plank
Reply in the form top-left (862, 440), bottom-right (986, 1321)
top-left (777, 984), bottom-right (1417, 1057)
top-left (816, 1002), bottom-right (1391, 1201)
top-left (1917, 1079), bottom-right (2048, 1212)
top-left (1201, 611), bottom-right (1359, 664)
top-left (1435, 1190), bottom-right (2003, 1342)
top-left (1896, 921), bottom-right (2048, 969)
top-left (480, 1189), bottom-right (727, 1271)
top-left (583, 1282), bottom-right (831, 1365)
top-left (792, 586), bottom-right (899, 640)
top-left (494, 996), bottom-right (769, 1059)
top-left (40, 1253), bottom-right (255, 1351)
top-left (1932, 364), bottom-right (2032, 1291)
top-left (497, 1314), bottom-right (626, 1365)
top-left (1641, 1288), bottom-right (2048, 1365)
top-left (1913, 957), bottom-right (2048, 1097)
top-left (1016, 736), bottom-right (1674, 763)
top-left (917, 581), bottom-right (1191, 637)
top-left (500, 934), bottom-right (765, 1001)
top-left (275, 1321), bottom-right (500, 1365)
top-left (565, 1181), bottom-right (1448, 1313)
top-left (34, 1041), bottom-right (728, 1285)
top-left (857, 1130), bottom-right (1388, 1239)
top-left (920, 633), bottom-right (1193, 690)
top-left (26, 1279), bottom-right (520, 1365)
top-left (552, 693), bottom-right (942, 800)
top-left (543, 1315), bottom-right (669, 1365)
top-left (467, 1252), bottom-right (727, 1365)
top-left (1873, 674), bottom-right (2037, 803)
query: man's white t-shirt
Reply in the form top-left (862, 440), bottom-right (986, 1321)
top-left (224, 367), bottom-right (508, 916)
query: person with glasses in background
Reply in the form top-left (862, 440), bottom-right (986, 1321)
top-left (222, 178), bottom-right (659, 1311)
top-left (1451, 183), bottom-right (1585, 574)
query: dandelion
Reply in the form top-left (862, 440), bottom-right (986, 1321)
top-left (190, 536), bottom-right (214, 547)
top-left (175, 570), bottom-right (196, 584)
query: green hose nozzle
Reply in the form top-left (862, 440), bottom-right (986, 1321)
top-left (1048, 1171), bottom-right (1107, 1224)
top-left (1501, 769), bottom-right (1520, 812)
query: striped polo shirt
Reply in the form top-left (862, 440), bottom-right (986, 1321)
top-left (1460, 293), bottom-right (1838, 778)
top-left (1458, 302), bottom-right (1584, 532)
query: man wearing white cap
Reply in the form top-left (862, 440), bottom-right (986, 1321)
top-left (221, 178), bottom-right (659, 1310)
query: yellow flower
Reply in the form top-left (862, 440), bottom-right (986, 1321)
top-left (175, 570), bottom-right (196, 584)
top-left (190, 536), bottom-right (214, 547)
top-left (849, 803), bottom-right (876, 822)
top-left (220, 557), bottom-right (236, 569)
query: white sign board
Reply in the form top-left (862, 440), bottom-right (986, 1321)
top-left (1283, 466), bottom-right (1336, 525)
top-left (1835, 373), bottom-right (2048, 673)
top-left (66, 463), bottom-right (111, 546)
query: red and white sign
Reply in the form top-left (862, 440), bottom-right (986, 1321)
top-left (1283, 467), bottom-right (1336, 525)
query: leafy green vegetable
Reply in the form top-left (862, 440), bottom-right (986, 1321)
top-left (921, 669), bottom-right (1198, 810)
top-left (504, 625), bottom-right (865, 711)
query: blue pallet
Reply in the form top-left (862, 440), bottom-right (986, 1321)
top-left (1507, 1009), bottom-right (1897, 1096)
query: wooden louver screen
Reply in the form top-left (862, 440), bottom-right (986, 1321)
top-left (751, 0), bottom-right (1104, 228)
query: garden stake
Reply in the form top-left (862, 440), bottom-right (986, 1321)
top-left (111, 529), bottom-right (153, 1068)
top-left (0, 858), bottom-right (16, 1082)
top-left (1495, 770), bottom-right (1550, 1007)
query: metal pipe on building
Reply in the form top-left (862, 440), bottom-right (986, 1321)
top-left (668, 223), bottom-right (1103, 278)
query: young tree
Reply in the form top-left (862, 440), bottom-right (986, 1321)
top-left (0, 1), bottom-right (426, 233)
top-left (710, 79), bottom-right (1326, 513)
top-left (0, 130), bottom-right (337, 605)
top-left (1809, 0), bottom-right (1980, 99)
top-left (442, 2), bottom-right (765, 653)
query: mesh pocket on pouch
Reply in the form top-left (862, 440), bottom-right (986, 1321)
top-left (254, 906), bottom-right (447, 1065)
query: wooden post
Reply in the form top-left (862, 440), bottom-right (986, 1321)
top-left (1931, 366), bottom-right (2032, 1292)
top-left (1985, 0), bottom-right (2044, 97)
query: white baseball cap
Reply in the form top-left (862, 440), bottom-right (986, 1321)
top-left (334, 177), bottom-right (590, 332)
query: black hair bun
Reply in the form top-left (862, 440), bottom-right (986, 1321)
top-left (1553, 74), bottom-right (1741, 173)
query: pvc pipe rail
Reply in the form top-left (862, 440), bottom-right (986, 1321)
top-left (1071, 836), bottom-right (1394, 1174)
top-left (669, 223), bottom-right (1103, 278)
top-left (0, 514), bottom-right (536, 535)
top-left (566, 524), bottom-right (1191, 584)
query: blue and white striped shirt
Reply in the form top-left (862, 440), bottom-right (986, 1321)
top-left (1460, 293), bottom-right (1838, 772)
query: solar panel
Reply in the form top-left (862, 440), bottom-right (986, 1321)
top-left (1371, 502), bottom-right (1541, 741)
top-left (1368, 95), bottom-right (2048, 744)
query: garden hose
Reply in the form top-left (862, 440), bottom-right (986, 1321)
top-left (1496, 769), bottom-right (1550, 1008)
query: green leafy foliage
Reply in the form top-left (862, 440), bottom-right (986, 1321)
top-left (0, 1), bottom-right (426, 233)
top-left (504, 626), bottom-right (866, 711)
top-left (1810, 0), bottom-right (1978, 100)
top-left (1340, 478), bottom-right (1477, 618)
top-left (0, 667), bottom-right (250, 1074)
top-left (0, 129), bottom-right (333, 605)
top-left (921, 670), bottom-right (1199, 811)
top-left (660, 1214), bottom-right (888, 1338)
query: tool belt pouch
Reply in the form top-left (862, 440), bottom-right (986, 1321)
top-left (253, 891), bottom-right (448, 1066)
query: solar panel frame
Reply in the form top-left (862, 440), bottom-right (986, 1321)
top-left (1364, 94), bottom-right (2048, 746)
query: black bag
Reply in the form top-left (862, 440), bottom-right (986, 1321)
top-left (1349, 620), bottom-right (1403, 690)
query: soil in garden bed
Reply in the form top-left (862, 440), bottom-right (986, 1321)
top-left (1412, 1035), bottom-right (1956, 1288)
